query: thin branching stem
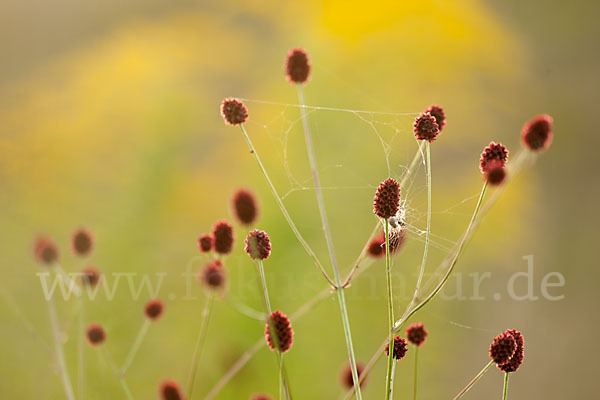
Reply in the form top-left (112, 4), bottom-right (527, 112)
top-left (407, 141), bottom-right (432, 311)
top-left (384, 220), bottom-right (395, 400)
top-left (187, 293), bottom-right (215, 400)
top-left (121, 319), bottom-right (151, 374)
top-left (394, 182), bottom-right (488, 332)
top-left (100, 346), bottom-right (133, 400)
top-left (503, 372), bottom-right (510, 400)
top-left (47, 292), bottom-right (76, 400)
top-left (297, 85), bottom-right (362, 400)
top-left (238, 124), bottom-right (336, 287)
top-left (453, 360), bottom-right (494, 400)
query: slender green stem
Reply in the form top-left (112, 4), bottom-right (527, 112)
top-left (297, 85), bottom-right (362, 400)
top-left (78, 295), bottom-right (85, 400)
top-left (503, 372), bottom-right (509, 400)
top-left (187, 294), bottom-right (215, 400)
top-left (453, 360), bottom-right (494, 400)
top-left (408, 141), bottom-right (432, 310)
top-left (47, 293), bottom-right (76, 400)
top-left (100, 346), bottom-right (133, 400)
top-left (384, 221), bottom-right (394, 400)
top-left (390, 359), bottom-right (397, 398)
top-left (413, 345), bottom-right (419, 400)
top-left (394, 182), bottom-right (488, 332)
top-left (255, 260), bottom-right (291, 400)
top-left (121, 319), bottom-right (151, 374)
top-left (239, 124), bottom-right (336, 288)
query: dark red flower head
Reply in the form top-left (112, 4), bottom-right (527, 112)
top-left (479, 141), bottom-right (509, 173)
top-left (81, 265), bottom-right (101, 287)
top-left (484, 160), bottom-right (506, 186)
top-left (265, 310), bottom-right (293, 353)
top-left (498, 329), bottom-right (524, 373)
top-left (285, 48), bottom-right (311, 84)
top-left (145, 299), bottom-right (164, 321)
top-left (212, 220), bottom-right (234, 255)
top-left (199, 259), bottom-right (226, 290)
top-left (367, 230), bottom-right (406, 258)
top-left (413, 112), bottom-right (440, 142)
top-left (221, 98), bottom-right (248, 125)
top-left (34, 236), bottom-right (59, 266)
top-left (244, 229), bottom-right (272, 260)
top-left (373, 178), bottom-right (401, 219)
top-left (521, 114), bottom-right (553, 151)
top-left (159, 380), bottom-right (185, 400)
top-left (406, 322), bottom-right (428, 346)
top-left (233, 189), bottom-right (259, 225)
top-left (86, 323), bottom-right (106, 346)
top-left (72, 228), bottom-right (93, 257)
top-left (385, 336), bottom-right (408, 360)
top-left (489, 331), bottom-right (516, 365)
top-left (250, 394), bottom-right (274, 400)
top-left (425, 105), bottom-right (446, 132)
top-left (198, 234), bottom-right (213, 253)
top-left (340, 361), bottom-right (367, 389)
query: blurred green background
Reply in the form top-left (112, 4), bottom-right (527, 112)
top-left (1, 0), bottom-right (598, 398)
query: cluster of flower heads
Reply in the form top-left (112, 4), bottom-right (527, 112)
top-left (373, 178), bottom-right (401, 219)
top-left (159, 380), bottom-right (185, 400)
top-left (385, 336), bottom-right (409, 360)
top-left (489, 329), bottom-right (525, 373)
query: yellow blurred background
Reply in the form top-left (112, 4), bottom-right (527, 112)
top-left (1, 0), bottom-right (597, 398)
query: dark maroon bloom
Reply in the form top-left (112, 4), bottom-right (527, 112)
top-left (489, 331), bottom-right (516, 365)
top-left (367, 235), bottom-right (385, 258)
top-left (199, 260), bottom-right (226, 290)
top-left (413, 112), bottom-right (440, 142)
top-left (81, 265), bottom-right (101, 287)
top-left (340, 361), bottom-right (367, 389)
top-left (86, 323), bottom-right (106, 346)
top-left (220, 98), bottom-right (248, 125)
top-left (521, 114), bottom-right (553, 151)
top-left (385, 336), bottom-right (408, 360)
top-left (233, 189), bottom-right (259, 225)
top-left (159, 380), bottom-right (185, 400)
top-left (373, 178), bottom-right (400, 219)
top-left (265, 310), bottom-right (293, 353)
top-left (425, 105), bottom-right (446, 132)
top-left (212, 220), bottom-right (234, 255)
top-left (498, 329), bottom-right (524, 373)
top-left (406, 322), bottom-right (428, 347)
top-left (145, 299), bottom-right (164, 321)
top-left (71, 228), bottom-right (93, 257)
top-left (285, 48), bottom-right (311, 84)
top-left (479, 141), bottom-right (509, 173)
top-left (484, 160), bottom-right (506, 186)
top-left (34, 236), bottom-right (59, 266)
top-left (368, 230), bottom-right (406, 258)
top-left (244, 229), bottom-right (272, 260)
top-left (198, 234), bottom-right (213, 253)
top-left (250, 394), bottom-right (274, 400)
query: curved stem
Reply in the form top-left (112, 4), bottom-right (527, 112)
top-left (407, 141), bottom-right (432, 310)
top-left (48, 294), bottom-right (76, 400)
top-left (453, 360), bottom-right (494, 400)
top-left (413, 345), bottom-right (419, 400)
top-left (101, 346), bottom-right (133, 400)
top-left (187, 294), bottom-right (215, 399)
top-left (394, 182), bottom-right (488, 332)
top-left (384, 220), bottom-right (394, 400)
top-left (297, 85), bottom-right (362, 400)
top-left (239, 124), bottom-right (335, 288)
top-left (502, 372), bottom-right (509, 400)
top-left (121, 319), bottom-right (151, 374)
